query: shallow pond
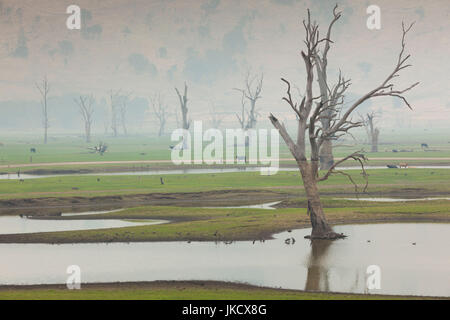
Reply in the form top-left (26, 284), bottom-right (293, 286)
top-left (0, 223), bottom-right (448, 297)
top-left (1, 165), bottom-right (449, 180)
top-left (0, 210), bottom-right (163, 235)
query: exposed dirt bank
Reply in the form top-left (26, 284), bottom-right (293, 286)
top-left (1, 187), bottom-right (448, 217)
top-left (0, 189), bottom-right (290, 216)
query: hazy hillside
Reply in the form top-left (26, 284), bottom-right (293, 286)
top-left (0, 0), bottom-right (448, 133)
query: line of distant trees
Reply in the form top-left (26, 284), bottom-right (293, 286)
top-left (31, 69), bottom-right (265, 144)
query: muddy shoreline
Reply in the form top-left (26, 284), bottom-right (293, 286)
top-left (0, 188), bottom-right (448, 216)
top-left (0, 189), bottom-right (291, 216)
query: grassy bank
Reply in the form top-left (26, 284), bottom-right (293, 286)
top-left (0, 168), bottom-right (449, 199)
top-left (0, 281), bottom-right (439, 300)
top-left (1, 199), bottom-right (448, 243)
top-left (0, 134), bottom-right (449, 167)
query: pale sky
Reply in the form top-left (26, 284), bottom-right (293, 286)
top-left (0, 0), bottom-right (448, 130)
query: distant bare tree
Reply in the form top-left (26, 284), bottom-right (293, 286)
top-left (108, 90), bottom-right (130, 137)
top-left (151, 93), bottom-right (168, 136)
top-left (175, 83), bottom-right (190, 130)
top-left (35, 77), bottom-right (50, 144)
top-left (360, 112), bottom-right (380, 152)
top-left (74, 94), bottom-right (95, 143)
top-left (109, 90), bottom-right (120, 137)
top-left (269, 7), bottom-right (418, 239)
top-left (119, 97), bottom-right (129, 136)
top-left (234, 70), bottom-right (263, 130)
top-left (236, 90), bottom-right (248, 130)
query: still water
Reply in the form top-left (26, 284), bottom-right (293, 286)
top-left (1, 165), bottom-right (449, 180)
top-left (0, 223), bottom-right (448, 297)
top-left (0, 212), bottom-right (163, 235)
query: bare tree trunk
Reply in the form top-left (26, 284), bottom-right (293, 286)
top-left (319, 140), bottom-right (334, 171)
top-left (234, 71), bottom-right (263, 130)
top-left (175, 83), bottom-right (190, 130)
top-left (86, 124), bottom-right (91, 142)
top-left (175, 84), bottom-right (190, 149)
top-left (371, 129), bottom-right (379, 152)
top-left (314, 9), bottom-right (341, 171)
top-left (44, 117), bottom-right (48, 144)
top-left (75, 95), bottom-right (94, 143)
top-left (298, 161), bottom-right (334, 238)
top-left (120, 103), bottom-right (127, 136)
top-left (36, 77), bottom-right (50, 144)
top-left (109, 91), bottom-right (118, 137)
top-left (362, 113), bottom-right (380, 153)
top-left (151, 93), bottom-right (168, 137)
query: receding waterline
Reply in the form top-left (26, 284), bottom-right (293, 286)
top-left (0, 223), bottom-right (449, 297)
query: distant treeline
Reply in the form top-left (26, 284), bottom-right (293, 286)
top-left (0, 94), bottom-right (148, 133)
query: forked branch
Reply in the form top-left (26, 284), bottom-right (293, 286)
top-left (317, 150), bottom-right (368, 193)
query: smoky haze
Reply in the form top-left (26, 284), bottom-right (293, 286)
top-left (0, 0), bottom-right (448, 135)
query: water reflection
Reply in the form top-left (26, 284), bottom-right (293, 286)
top-left (0, 223), bottom-right (448, 297)
top-left (304, 240), bottom-right (332, 292)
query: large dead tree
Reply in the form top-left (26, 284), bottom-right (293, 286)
top-left (234, 71), bottom-right (263, 130)
top-left (361, 112), bottom-right (380, 152)
top-left (151, 93), bottom-right (168, 136)
top-left (175, 83), bottom-right (190, 130)
top-left (269, 7), bottom-right (418, 239)
top-left (74, 94), bottom-right (95, 143)
top-left (314, 6), bottom-right (341, 170)
top-left (35, 77), bottom-right (50, 144)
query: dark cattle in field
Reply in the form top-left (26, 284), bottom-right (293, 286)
top-left (30, 148), bottom-right (36, 153)
top-left (421, 143), bottom-right (429, 149)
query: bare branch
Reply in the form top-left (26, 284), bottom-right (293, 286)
top-left (317, 150), bottom-right (368, 193)
top-left (329, 22), bottom-right (418, 134)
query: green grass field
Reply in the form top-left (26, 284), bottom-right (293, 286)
top-left (0, 281), bottom-right (434, 300)
top-left (0, 134), bottom-right (449, 168)
top-left (0, 168), bottom-right (448, 199)
top-left (1, 134), bottom-right (449, 300)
